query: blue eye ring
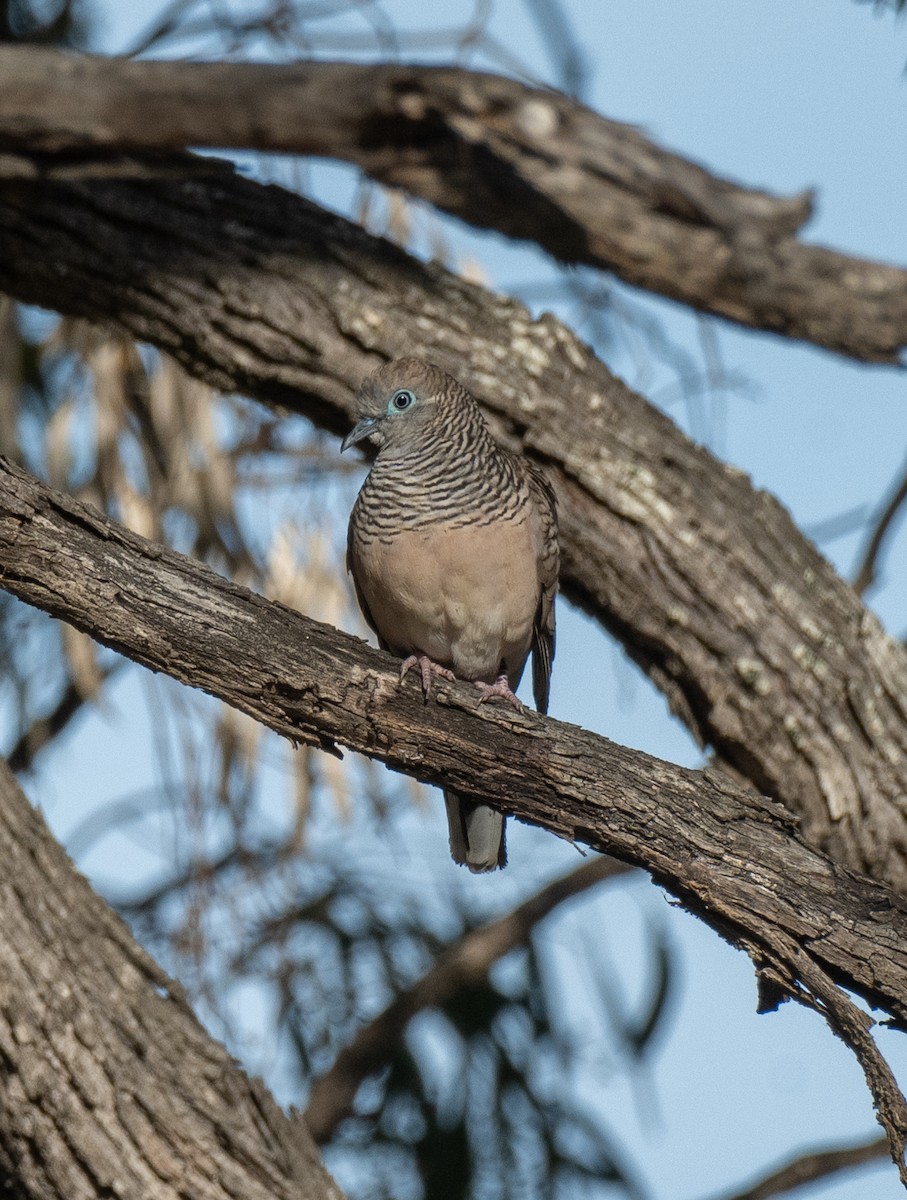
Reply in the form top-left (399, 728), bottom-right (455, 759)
top-left (391, 389), bottom-right (415, 411)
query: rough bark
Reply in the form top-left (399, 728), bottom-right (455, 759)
top-left (0, 455), bottom-right (906, 1182)
top-left (0, 164), bottom-right (904, 893)
top-left (1, 49), bottom-right (906, 362)
top-left (0, 752), bottom-right (343, 1200)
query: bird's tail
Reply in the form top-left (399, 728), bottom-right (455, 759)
top-left (444, 789), bottom-right (507, 873)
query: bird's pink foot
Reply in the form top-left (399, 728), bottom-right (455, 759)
top-left (475, 673), bottom-right (523, 711)
top-left (400, 654), bottom-right (457, 702)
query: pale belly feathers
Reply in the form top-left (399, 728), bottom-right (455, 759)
top-left (354, 517), bottom-right (540, 686)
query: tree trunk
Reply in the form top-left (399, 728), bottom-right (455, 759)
top-left (0, 751), bottom-right (343, 1200)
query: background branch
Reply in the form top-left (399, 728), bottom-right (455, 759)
top-left (853, 455), bottom-right (907, 598)
top-left (694, 1134), bottom-right (888, 1200)
top-left (303, 856), bottom-right (631, 1143)
top-left (2, 49), bottom-right (907, 362)
top-left (6, 659), bottom-right (120, 772)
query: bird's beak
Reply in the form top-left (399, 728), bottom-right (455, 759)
top-left (341, 416), bottom-right (378, 453)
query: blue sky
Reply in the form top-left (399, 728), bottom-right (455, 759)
top-left (16, 2), bottom-right (907, 1198)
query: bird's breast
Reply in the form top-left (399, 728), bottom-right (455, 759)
top-left (352, 516), bottom-right (540, 684)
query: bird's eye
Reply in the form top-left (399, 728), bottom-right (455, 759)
top-left (391, 389), bottom-right (415, 411)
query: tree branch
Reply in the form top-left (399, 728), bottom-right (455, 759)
top-left (0, 750), bottom-right (343, 1200)
top-left (6, 659), bottom-right (120, 772)
top-left (303, 857), bottom-right (630, 1143)
top-left (0, 456), bottom-right (905, 1179)
top-left (694, 1133), bottom-right (888, 1200)
top-left (852, 454), bottom-right (907, 598)
top-left (2, 49), bottom-right (906, 362)
top-left (0, 161), bottom-right (904, 891)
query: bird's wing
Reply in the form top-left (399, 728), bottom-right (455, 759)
top-left (346, 511), bottom-right (392, 654)
top-left (525, 460), bottom-right (559, 715)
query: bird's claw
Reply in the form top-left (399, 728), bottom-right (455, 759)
top-left (400, 654), bottom-right (457, 702)
top-left (475, 674), bottom-right (523, 711)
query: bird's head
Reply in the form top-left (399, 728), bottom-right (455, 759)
top-left (341, 358), bottom-right (469, 457)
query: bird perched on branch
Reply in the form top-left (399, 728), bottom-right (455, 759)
top-left (342, 358), bottom-right (558, 872)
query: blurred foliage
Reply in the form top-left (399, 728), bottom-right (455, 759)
top-left (0, 303), bottom-right (359, 798)
top-left (111, 839), bottom-right (669, 1200)
top-left (855, 0), bottom-right (907, 14)
top-left (0, 0), bottom-right (89, 43)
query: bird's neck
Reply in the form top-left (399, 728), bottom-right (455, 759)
top-left (363, 431), bottom-right (524, 529)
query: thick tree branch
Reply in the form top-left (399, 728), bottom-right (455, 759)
top-left (2, 49), bottom-right (906, 362)
top-left (0, 457), bottom-right (905, 1179)
top-left (0, 163), bottom-right (904, 892)
top-left (304, 857), bottom-right (630, 1143)
top-left (0, 752), bottom-right (343, 1200)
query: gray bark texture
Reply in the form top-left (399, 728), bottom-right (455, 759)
top-left (0, 749), bottom-right (344, 1200)
top-left (1, 48), bottom-right (906, 362)
top-left (0, 457), bottom-right (906, 1181)
top-left (0, 157), bottom-right (905, 893)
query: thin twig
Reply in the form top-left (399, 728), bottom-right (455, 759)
top-left (693, 1133), bottom-right (888, 1200)
top-left (852, 454), bottom-right (907, 596)
top-left (7, 660), bottom-right (119, 772)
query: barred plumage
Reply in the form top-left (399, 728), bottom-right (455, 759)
top-left (343, 358), bottom-right (558, 872)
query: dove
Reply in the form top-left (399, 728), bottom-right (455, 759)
top-left (343, 358), bottom-right (557, 871)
